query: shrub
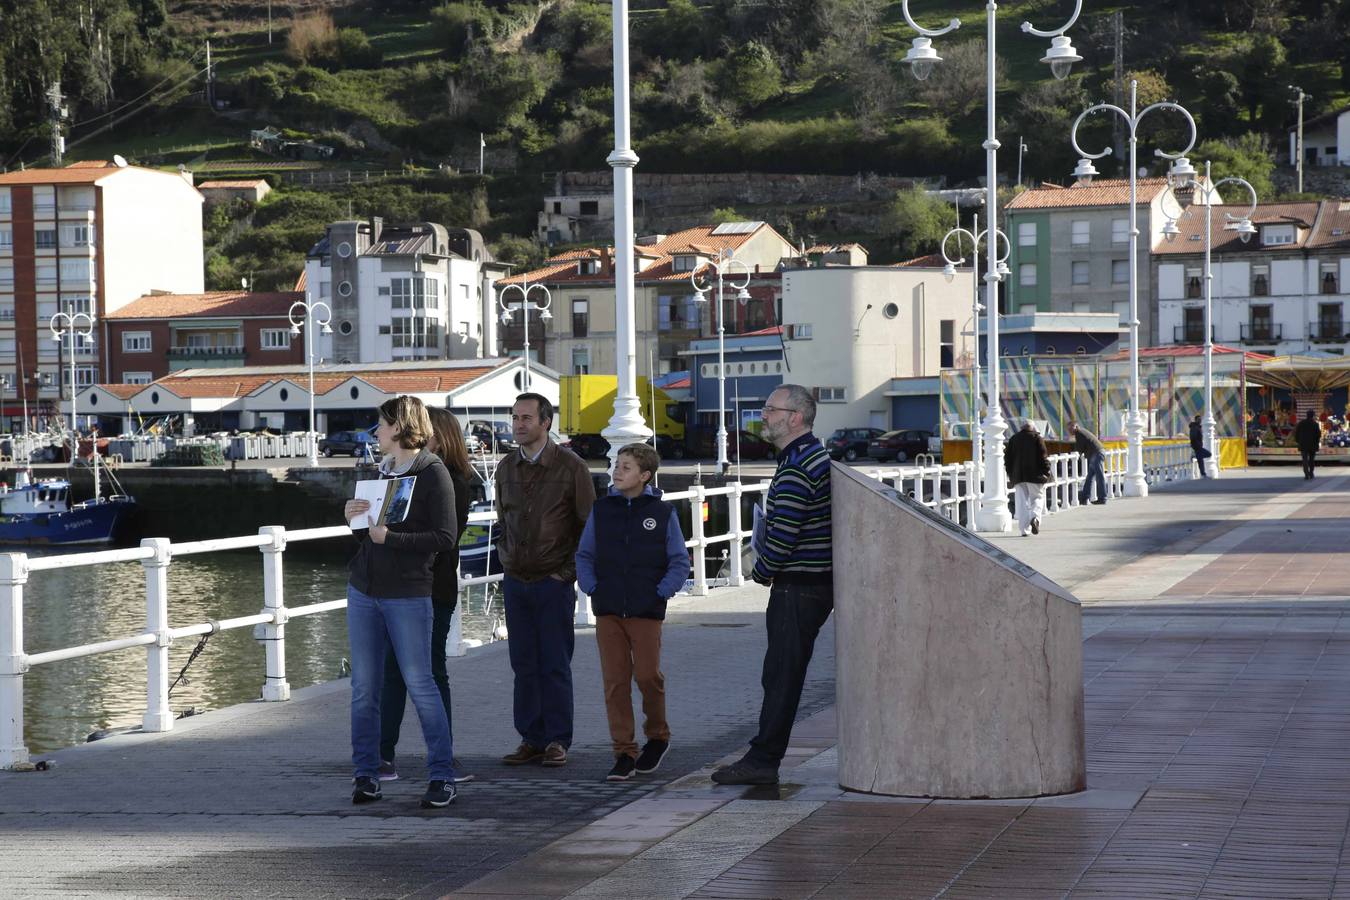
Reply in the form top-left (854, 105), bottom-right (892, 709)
top-left (337, 28), bottom-right (383, 69)
top-left (287, 11), bottom-right (339, 67)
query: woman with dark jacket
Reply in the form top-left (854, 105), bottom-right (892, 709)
top-left (378, 407), bottom-right (475, 784)
top-left (342, 396), bottom-right (458, 809)
top-left (1004, 422), bottom-right (1051, 537)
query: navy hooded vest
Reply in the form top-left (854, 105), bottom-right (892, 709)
top-left (589, 492), bottom-right (674, 620)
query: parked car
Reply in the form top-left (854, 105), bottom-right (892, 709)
top-left (728, 430), bottom-right (778, 462)
top-left (319, 429), bottom-right (380, 458)
top-left (467, 420), bottom-right (516, 453)
top-left (866, 428), bottom-right (936, 463)
top-left (568, 433), bottom-right (686, 461)
top-left (827, 427), bottom-right (885, 462)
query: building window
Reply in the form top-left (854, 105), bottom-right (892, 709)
top-left (62, 296), bottom-right (91, 315)
top-left (658, 294), bottom-right (699, 330)
top-left (60, 259), bottom-right (90, 282)
top-left (0, 264), bottom-right (11, 286)
top-left (579, 200), bottom-right (599, 216)
top-left (122, 332), bottom-right (152, 353)
top-left (34, 229), bottom-right (56, 250)
top-left (124, 372), bottom-right (152, 385)
top-left (1071, 261), bottom-right (1090, 285)
top-left (1317, 303), bottom-right (1343, 340)
top-left (185, 333), bottom-right (211, 349)
top-left (816, 387), bottom-right (846, 402)
top-left (1018, 263), bottom-right (1037, 286)
top-left (787, 323), bottom-right (813, 340)
top-left (36, 264), bottom-right (57, 284)
top-left (74, 366), bottom-right (96, 387)
top-left (1018, 222), bottom-right (1037, 246)
top-left (391, 317), bottom-right (440, 349)
top-left (1249, 304), bottom-right (1274, 341)
top-left (61, 224), bottom-right (92, 247)
top-left (1071, 220), bottom-right (1090, 246)
top-left (939, 319), bottom-right (954, 368)
top-left (571, 347), bottom-right (590, 375)
top-left (577, 259), bottom-right (599, 275)
top-left (1112, 218), bottom-right (1128, 244)
top-left (261, 328), bottom-right (291, 350)
top-left (1321, 267), bottom-right (1338, 294)
top-left (0, 190), bottom-right (10, 214)
top-left (391, 277), bottom-right (436, 309)
top-left (0, 229), bottom-right (12, 250)
top-left (1263, 224), bottom-right (1295, 246)
top-left (1111, 260), bottom-right (1130, 284)
top-left (672, 255), bottom-right (698, 273)
top-left (1186, 270), bottom-right (1202, 299)
top-left (1182, 307), bottom-right (1205, 343)
top-left (572, 298), bottom-right (588, 337)
top-left (1252, 268), bottom-right (1269, 296)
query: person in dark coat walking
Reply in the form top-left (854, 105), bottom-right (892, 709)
top-left (1070, 421), bottom-right (1108, 505)
top-left (1189, 415), bottom-right (1213, 478)
top-left (1294, 410), bottom-right (1323, 480)
top-left (1004, 422), bottom-right (1050, 537)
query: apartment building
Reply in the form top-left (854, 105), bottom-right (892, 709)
top-left (0, 160), bottom-right (203, 422)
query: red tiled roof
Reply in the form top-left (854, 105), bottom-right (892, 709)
top-left (197, 180), bottom-right (269, 189)
top-left (0, 167), bottom-right (122, 185)
top-left (97, 384), bottom-right (144, 399)
top-left (1153, 202), bottom-right (1320, 255)
top-left (1006, 177), bottom-right (1174, 210)
top-left (65, 160), bottom-right (112, 169)
top-left (146, 365), bottom-right (499, 400)
top-left (894, 252), bottom-right (973, 268)
top-left (1308, 200), bottom-right (1350, 250)
top-left (106, 291), bottom-right (303, 320)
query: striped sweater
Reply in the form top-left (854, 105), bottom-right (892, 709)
top-left (751, 432), bottom-right (832, 585)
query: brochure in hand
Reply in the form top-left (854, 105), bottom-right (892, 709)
top-left (350, 476), bottom-right (415, 529)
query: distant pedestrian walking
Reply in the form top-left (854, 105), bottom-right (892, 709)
top-left (575, 443), bottom-right (688, 783)
top-left (1294, 410), bottom-right (1322, 480)
top-left (1189, 415), bottom-right (1213, 478)
top-left (712, 384), bottom-right (833, 787)
top-left (495, 393), bottom-right (596, 768)
top-left (378, 407), bottom-right (474, 786)
top-left (1069, 421), bottom-right (1107, 505)
top-left (1005, 422), bottom-right (1050, 537)
top-left (342, 397), bottom-right (459, 809)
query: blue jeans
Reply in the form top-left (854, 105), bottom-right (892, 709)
top-left (503, 574), bottom-right (576, 748)
top-left (380, 600), bottom-right (454, 763)
top-left (347, 585), bottom-right (454, 780)
top-left (746, 580), bottom-right (834, 768)
top-left (1080, 452), bottom-right (1107, 503)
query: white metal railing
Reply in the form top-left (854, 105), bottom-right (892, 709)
top-left (0, 480), bottom-right (769, 768)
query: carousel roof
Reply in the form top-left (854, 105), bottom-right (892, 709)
top-left (1246, 355), bottom-right (1350, 392)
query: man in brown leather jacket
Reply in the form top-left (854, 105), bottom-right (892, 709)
top-left (494, 392), bottom-right (597, 767)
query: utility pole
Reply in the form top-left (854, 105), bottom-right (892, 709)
top-left (47, 81), bottom-right (67, 167)
top-left (1112, 11), bottom-right (1124, 174)
top-left (1290, 85), bottom-right (1309, 194)
top-left (205, 40), bottom-right (214, 109)
top-left (268, 1), bottom-right (273, 45)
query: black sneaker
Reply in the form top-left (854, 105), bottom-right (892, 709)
top-left (1030, 517), bottom-right (1040, 535)
top-left (421, 780), bottom-right (456, 808)
top-left (450, 758), bottom-right (475, 784)
top-left (352, 775), bottom-right (382, 804)
top-left (606, 755), bottom-right (637, 782)
top-left (378, 759), bottom-right (399, 782)
top-left (635, 739), bottom-right (670, 774)
top-left (711, 759), bottom-right (778, 785)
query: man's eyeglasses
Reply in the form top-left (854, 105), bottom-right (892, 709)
top-left (762, 404), bottom-right (796, 415)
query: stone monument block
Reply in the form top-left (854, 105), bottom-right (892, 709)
top-left (832, 463), bottom-right (1085, 798)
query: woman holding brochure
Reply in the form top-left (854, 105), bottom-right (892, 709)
top-left (342, 396), bottom-right (459, 809)
top-left (378, 407), bottom-right (475, 785)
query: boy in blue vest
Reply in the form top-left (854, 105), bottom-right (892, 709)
top-left (576, 443), bottom-right (690, 782)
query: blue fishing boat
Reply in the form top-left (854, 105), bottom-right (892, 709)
top-left (0, 467), bottom-right (137, 546)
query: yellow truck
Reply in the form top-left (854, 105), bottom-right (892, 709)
top-left (559, 375), bottom-right (686, 459)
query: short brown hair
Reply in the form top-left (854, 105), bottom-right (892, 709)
top-left (378, 396), bottom-right (432, 449)
top-left (618, 443), bottom-right (660, 479)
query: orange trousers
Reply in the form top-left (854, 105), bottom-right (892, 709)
top-left (595, 615), bottom-right (670, 758)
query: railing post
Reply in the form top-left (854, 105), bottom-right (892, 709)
top-left (141, 537), bottom-right (174, 732)
top-left (965, 462), bottom-right (978, 527)
top-left (690, 485), bottom-right (707, 596)
top-left (574, 587), bottom-right (594, 627)
top-left (0, 553), bottom-right (29, 768)
top-left (728, 481), bottom-right (744, 586)
top-left (258, 526), bottom-right (291, 701)
top-left (947, 466), bottom-right (959, 521)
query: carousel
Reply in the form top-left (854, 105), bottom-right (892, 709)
top-left (1246, 355), bottom-right (1350, 465)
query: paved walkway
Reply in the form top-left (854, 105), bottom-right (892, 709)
top-left (2, 466), bottom-right (1348, 898)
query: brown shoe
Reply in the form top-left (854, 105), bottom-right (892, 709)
top-left (501, 742), bottom-right (544, 766)
top-left (541, 741), bottom-right (568, 767)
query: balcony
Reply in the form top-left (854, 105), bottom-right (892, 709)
top-left (1172, 325), bottom-right (1214, 345)
top-left (1310, 321), bottom-right (1345, 343)
top-left (166, 345), bottom-right (245, 359)
top-left (1240, 323), bottom-right (1283, 343)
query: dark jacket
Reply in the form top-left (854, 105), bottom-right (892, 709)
top-left (751, 432), bottom-right (832, 586)
top-left (495, 440), bottom-right (597, 583)
top-left (1072, 426), bottom-right (1104, 457)
top-left (348, 450), bottom-right (457, 598)
top-left (1189, 420), bottom-right (1204, 450)
top-left (431, 467), bottom-right (474, 607)
top-left (575, 485), bottom-right (689, 620)
top-left (1294, 417), bottom-right (1322, 453)
top-left (1005, 426), bottom-right (1050, 486)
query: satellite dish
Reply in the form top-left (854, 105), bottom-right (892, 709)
top-left (112, 154), bottom-right (128, 168)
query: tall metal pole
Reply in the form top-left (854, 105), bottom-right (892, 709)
top-left (289, 298), bottom-right (331, 467)
top-left (1291, 86), bottom-right (1308, 194)
top-left (971, 212), bottom-right (983, 481)
top-left (1123, 80), bottom-right (1147, 497)
top-left (602, 0), bottom-right (652, 474)
top-left (1201, 160), bottom-right (1215, 478)
top-left (715, 265), bottom-right (728, 473)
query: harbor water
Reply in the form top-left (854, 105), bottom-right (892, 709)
top-left (20, 546), bottom-right (504, 755)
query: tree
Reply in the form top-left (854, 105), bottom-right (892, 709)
top-left (710, 207), bottom-right (743, 224)
top-left (885, 187), bottom-right (954, 260)
top-left (1195, 133), bottom-right (1275, 202)
top-left (491, 234), bottom-right (546, 269)
top-left (914, 39), bottom-right (1005, 120)
top-left (716, 42), bottom-right (782, 110)
top-left (287, 12), bottom-right (339, 67)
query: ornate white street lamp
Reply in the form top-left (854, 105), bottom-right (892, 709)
top-left (1070, 79), bottom-right (1197, 497)
top-left (289, 295), bottom-right (332, 467)
top-left (691, 249), bottom-right (751, 475)
top-left (49, 310), bottom-right (95, 459)
top-left (1164, 161), bottom-right (1257, 478)
top-left (902, 0), bottom-right (1083, 532)
top-left (941, 213), bottom-right (1010, 486)
top-left (497, 281), bottom-right (552, 391)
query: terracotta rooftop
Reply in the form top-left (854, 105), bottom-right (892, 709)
top-left (97, 384), bottom-right (144, 400)
top-left (105, 291), bottom-right (303, 320)
top-left (197, 180), bottom-right (269, 189)
top-left (1006, 177), bottom-right (1175, 210)
top-left (128, 362), bottom-right (503, 400)
top-left (894, 252), bottom-right (973, 268)
top-left (1153, 202), bottom-right (1321, 255)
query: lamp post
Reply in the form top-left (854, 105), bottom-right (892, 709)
top-left (941, 213), bottom-right (1010, 485)
top-left (691, 249), bottom-right (751, 475)
top-left (497, 281), bottom-right (553, 391)
top-left (49, 310), bottom-right (95, 460)
top-left (1163, 161), bottom-right (1257, 478)
top-left (902, 0), bottom-right (1082, 533)
top-left (288, 296), bottom-right (332, 467)
top-left (1070, 79), bottom-right (1197, 497)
